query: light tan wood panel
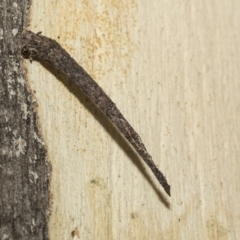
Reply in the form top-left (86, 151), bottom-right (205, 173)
top-left (25, 0), bottom-right (240, 239)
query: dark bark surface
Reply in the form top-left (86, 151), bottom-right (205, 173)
top-left (0, 1), bottom-right (50, 239)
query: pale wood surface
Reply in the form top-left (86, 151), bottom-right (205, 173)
top-left (25, 0), bottom-right (240, 239)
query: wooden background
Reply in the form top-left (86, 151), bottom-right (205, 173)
top-left (24, 0), bottom-right (240, 239)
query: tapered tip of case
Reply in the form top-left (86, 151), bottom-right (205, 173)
top-left (164, 184), bottom-right (171, 197)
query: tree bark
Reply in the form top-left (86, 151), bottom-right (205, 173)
top-left (0, 1), bottom-right (50, 239)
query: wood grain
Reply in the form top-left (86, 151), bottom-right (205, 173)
top-left (25, 0), bottom-right (240, 239)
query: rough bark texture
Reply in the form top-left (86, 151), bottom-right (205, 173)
top-left (0, 1), bottom-right (50, 239)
